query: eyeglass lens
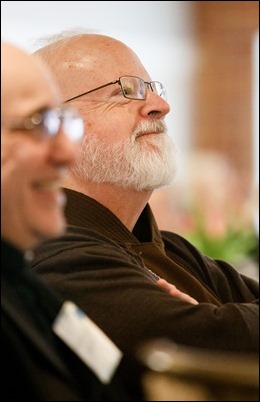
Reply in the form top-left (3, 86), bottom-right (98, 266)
top-left (120, 77), bottom-right (146, 99)
top-left (150, 81), bottom-right (166, 99)
top-left (36, 108), bottom-right (84, 142)
top-left (119, 76), bottom-right (166, 100)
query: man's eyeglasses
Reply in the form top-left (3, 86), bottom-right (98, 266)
top-left (1, 106), bottom-right (84, 142)
top-left (64, 75), bottom-right (167, 103)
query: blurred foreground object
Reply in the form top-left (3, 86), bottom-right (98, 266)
top-left (138, 339), bottom-right (259, 401)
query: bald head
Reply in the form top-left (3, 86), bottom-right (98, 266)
top-left (34, 34), bottom-right (150, 102)
top-left (1, 41), bottom-right (60, 121)
top-left (32, 32), bottom-right (174, 202)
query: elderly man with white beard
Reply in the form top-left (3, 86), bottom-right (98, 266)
top-left (31, 32), bottom-right (258, 361)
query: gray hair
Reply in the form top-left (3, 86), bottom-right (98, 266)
top-left (31, 27), bottom-right (94, 52)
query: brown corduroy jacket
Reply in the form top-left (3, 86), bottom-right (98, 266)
top-left (32, 189), bottom-right (259, 357)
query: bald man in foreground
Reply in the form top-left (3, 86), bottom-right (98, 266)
top-left (1, 41), bottom-right (142, 401)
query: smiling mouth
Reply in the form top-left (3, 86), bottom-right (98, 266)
top-left (32, 180), bottom-right (66, 208)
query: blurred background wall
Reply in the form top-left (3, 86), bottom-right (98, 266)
top-left (2, 1), bottom-right (259, 272)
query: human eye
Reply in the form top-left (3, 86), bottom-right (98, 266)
top-left (26, 109), bottom-right (58, 138)
top-left (16, 112), bottom-right (45, 132)
top-left (122, 83), bottom-right (135, 97)
top-left (111, 87), bottom-right (123, 96)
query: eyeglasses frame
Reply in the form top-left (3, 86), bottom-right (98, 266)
top-left (64, 75), bottom-right (165, 103)
top-left (1, 105), bottom-right (84, 141)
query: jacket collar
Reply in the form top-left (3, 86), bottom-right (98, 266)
top-left (64, 188), bottom-right (164, 251)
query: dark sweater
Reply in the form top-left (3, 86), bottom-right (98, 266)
top-left (32, 189), bottom-right (259, 357)
top-left (2, 239), bottom-right (139, 401)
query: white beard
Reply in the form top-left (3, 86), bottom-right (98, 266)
top-left (72, 120), bottom-right (177, 191)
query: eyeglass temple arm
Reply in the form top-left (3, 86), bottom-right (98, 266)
top-left (64, 80), bottom-right (120, 103)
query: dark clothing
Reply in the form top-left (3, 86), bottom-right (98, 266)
top-left (1, 239), bottom-right (140, 401)
top-left (32, 189), bottom-right (259, 357)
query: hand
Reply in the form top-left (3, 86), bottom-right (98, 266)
top-left (157, 278), bottom-right (199, 305)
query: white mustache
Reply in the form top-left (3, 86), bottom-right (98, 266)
top-left (132, 120), bottom-right (167, 138)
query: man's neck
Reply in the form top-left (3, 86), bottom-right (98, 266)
top-left (62, 178), bottom-right (152, 231)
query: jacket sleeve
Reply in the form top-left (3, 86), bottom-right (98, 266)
top-left (162, 230), bottom-right (259, 302)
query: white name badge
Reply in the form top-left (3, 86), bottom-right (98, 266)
top-left (52, 301), bottom-right (123, 383)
